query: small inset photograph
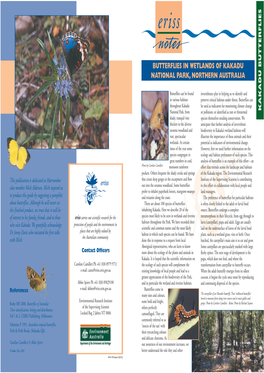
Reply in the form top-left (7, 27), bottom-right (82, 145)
top-left (192, 310), bottom-right (264, 372)
top-left (142, 91), bottom-right (168, 160)
top-left (15, 15), bottom-right (109, 150)
top-left (168, 288), bottom-right (199, 340)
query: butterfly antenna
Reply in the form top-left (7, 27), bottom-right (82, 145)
top-left (169, 303), bottom-right (176, 311)
top-left (181, 296), bottom-right (184, 305)
top-left (66, 16), bottom-right (70, 32)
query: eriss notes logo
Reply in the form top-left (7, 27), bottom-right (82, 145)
top-left (143, 1), bottom-right (255, 54)
top-left (155, 1), bottom-right (183, 53)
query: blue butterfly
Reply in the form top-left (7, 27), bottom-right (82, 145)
top-left (61, 32), bottom-right (89, 80)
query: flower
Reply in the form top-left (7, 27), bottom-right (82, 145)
top-left (54, 54), bottom-right (73, 99)
top-left (55, 79), bottom-right (73, 99)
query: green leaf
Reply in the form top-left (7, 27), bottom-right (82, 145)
top-left (36, 38), bottom-right (55, 69)
top-left (36, 109), bottom-right (44, 126)
top-left (49, 95), bottom-right (60, 148)
top-left (18, 80), bottom-right (55, 124)
top-left (89, 55), bottom-right (96, 69)
top-left (85, 100), bottom-right (105, 120)
top-left (40, 76), bottom-right (57, 82)
top-left (83, 98), bottom-right (90, 108)
top-left (53, 138), bottom-right (58, 149)
top-left (47, 31), bottom-right (56, 59)
top-left (41, 87), bottom-right (55, 147)
top-left (43, 18), bottom-right (52, 29)
top-left (21, 133), bottom-right (54, 146)
top-left (59, 97), bottom-right (63, 137)
top-left (31, 62), bottom-right (51, 71)
top-left (17, 131), bottom-right (27, 145)
top-left (63, 97), bottom-right (71, 140)
top-left (44, 118), bottom-right (52, 132)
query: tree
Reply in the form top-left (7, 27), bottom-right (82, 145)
top-left (217, 311), bottom-right (223, 355)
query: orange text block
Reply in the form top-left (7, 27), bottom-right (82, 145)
top-left (109, 61), bottom-right (132, 114)
top-left (1, 61), bottom-right (15, 114)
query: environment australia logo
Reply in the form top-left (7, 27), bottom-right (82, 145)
top-left (84, 172), bottom-right (109, 205)
top-left (80, 325), bottom-right (111, 345)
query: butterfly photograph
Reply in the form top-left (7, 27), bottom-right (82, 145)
top-left (15, 16), bottom-right (109, 150)
top-left (26, 263), bottom-right (53, 296)
top-left (142, 91), bottom-right (169, 160)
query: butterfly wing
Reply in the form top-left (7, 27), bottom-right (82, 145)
top-left (26, 266), bottom-right (41, 290)
top-left (61, 32), bottom-right (89, 79)
top-left (7, 138), bottom-right (30, 170)
top-left (150, 99), bottom-right (164, 130)
top-left (7, 138), bottom-right (19, 166)
top-left (17, 146), bottom-right (30, 170)
top-left (40, 263), bottom-right (46, 281)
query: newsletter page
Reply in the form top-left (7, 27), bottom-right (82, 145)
top-left (0, 0), bottom-right (263, 372)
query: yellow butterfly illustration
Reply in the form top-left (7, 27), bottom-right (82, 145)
top-left (7, 137), bottom-right (30, 170)
top-left (26, 264), bottom-right (53, 296)
top-left (149, 98), bottom-right (164, 130)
